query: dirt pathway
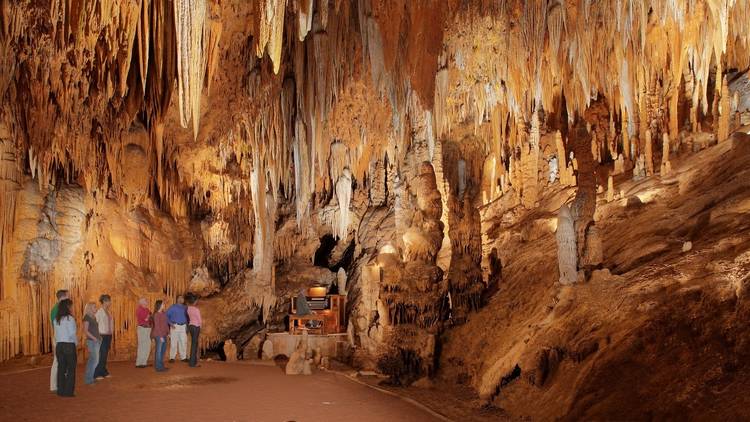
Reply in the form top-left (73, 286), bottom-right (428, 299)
top-left (0, 361), bottom-right (441, 422)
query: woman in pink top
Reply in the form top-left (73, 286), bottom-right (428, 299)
top-left (151, 300), bottom-right (169, 372)
top-left (186, 294), bottom-right (202, 368)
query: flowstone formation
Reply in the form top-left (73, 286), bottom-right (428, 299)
top-left (2, 2), bottom-right (750, 417)
top-left (377, 160), bottom-right (448, 384)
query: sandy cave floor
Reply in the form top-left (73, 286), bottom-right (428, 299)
top-left (0, 360), bottom-right (442, 422)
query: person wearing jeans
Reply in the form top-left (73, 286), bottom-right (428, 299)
top-left (166, 295), bottom-right (188, 362)
top-left (186, 294), bottom-right (202, 367)
top-left (135, 298), bottom-right (152, 368)
top-left (82, 302), bottom-right (101, 385)
top-left (94, 294), bottom-right (113, 379)
top-left (151, 300), bottom-right (169, 372)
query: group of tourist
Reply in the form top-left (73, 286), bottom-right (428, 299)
top-left (50, 290), bottom-right (203, 398)
top-left (135, 294), bottom-right (203, 370)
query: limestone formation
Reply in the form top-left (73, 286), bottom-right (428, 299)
top-left (645, 130), bottom-right (655, 176)
top-left (556, 205), bottom-right (578, 285)
top-left (660, 133), bottom-right (672, 176)
top-left (719, 76), bottom-right (730, 142)
top-left (613, 154), bottom-right (625, 176)
top-left (581, 225), bottom-right (603, 268)
top-left (285, 340), bottom-right (312, 375)
top-left (548, 156), bottom-right (559, 184)
top-left (337, 268), bottom-right (348, 295)
top-left (261, 339), bottom-right (275, 361)
top-left (224, 340), bottom-right (238, 362)
top-left (634, 155), bottom-right (647, 180)
top-left (189, 266), bottom-right (221, 297)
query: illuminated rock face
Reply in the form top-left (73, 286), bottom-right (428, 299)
top-left (2, 2), bottom-right (750, 413)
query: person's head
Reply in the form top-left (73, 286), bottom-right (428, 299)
top-left (99, 294), bottom-right (111, 309)
top-left (138, 298), bottom-right (148, 307)
top-left (56, 290), bottom-right (69, 302)
top-left (56, 299), bottom-right (73, 323)
top-left (154, 300), bottom-right (164, 313)
top-left (185, 294), bottom-right (197, 306)
top-left (176, 295), bottom-right (184, 305)
top-left (84, 302), bottom-right (96, 316)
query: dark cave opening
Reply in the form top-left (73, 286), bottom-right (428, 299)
top-left (314, 234), bottom-right (337, 267)
top-left (313, 235), bottom-right (356, 274)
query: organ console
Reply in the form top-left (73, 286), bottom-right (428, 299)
top-left (289, 288), bottom-right (346, 335)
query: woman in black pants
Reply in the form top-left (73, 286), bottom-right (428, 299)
top-left (185, 294), bottom-right (202, 367)
top-left (53, 299), bottom-right (78, 397)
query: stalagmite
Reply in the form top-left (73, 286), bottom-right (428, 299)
top-left (719, 75), bottom-right (730, 142)
top-left (521, 111), bottom-right (541, 208)
top-left (613, 154), bottom-right (625, 176)
top-left (660, 133), bottom-right (672, 176)
top-left (337, 268), bottom-right (347, 295)
top-left (556, 204), bottom-right (578, 285)
top-left (607, 176), bottom-right (615, 202)
top-left (645, 129), bottom-right (654, 176)
top-left (334, 168), bottom-right (353, 240)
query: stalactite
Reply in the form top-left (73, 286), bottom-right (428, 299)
top-left (296, 0), bottom-right (314, 41)
top-left (257, 0), bottom-right (287, 74)
top-left (174, 0), bottom-right (208, 139)
top-left (137, 0), bottom-right (151, 94)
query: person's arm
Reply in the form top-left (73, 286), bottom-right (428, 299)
top-left (166, 306), bottom-right (175, 327)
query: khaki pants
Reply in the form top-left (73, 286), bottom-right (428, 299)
top-left (136, 326), bottom-right (152, 366)
top-left (50, 337), bottom-right (57, 391)
top-left (169, 324), bottom-right (188, 360)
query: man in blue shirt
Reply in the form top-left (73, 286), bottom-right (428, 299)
top-left (166, 295), bottom-right (189, 363)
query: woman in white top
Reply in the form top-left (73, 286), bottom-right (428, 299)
top-left (53, 299), bottom-right (77, 397)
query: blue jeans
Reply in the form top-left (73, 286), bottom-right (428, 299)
top-left (154, 337), bottom-right (167, 371)
top-left (85, 339), bottom-right (100, 384)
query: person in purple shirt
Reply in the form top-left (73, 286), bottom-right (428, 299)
top-left (166, 295), bottom-right (189, 363)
